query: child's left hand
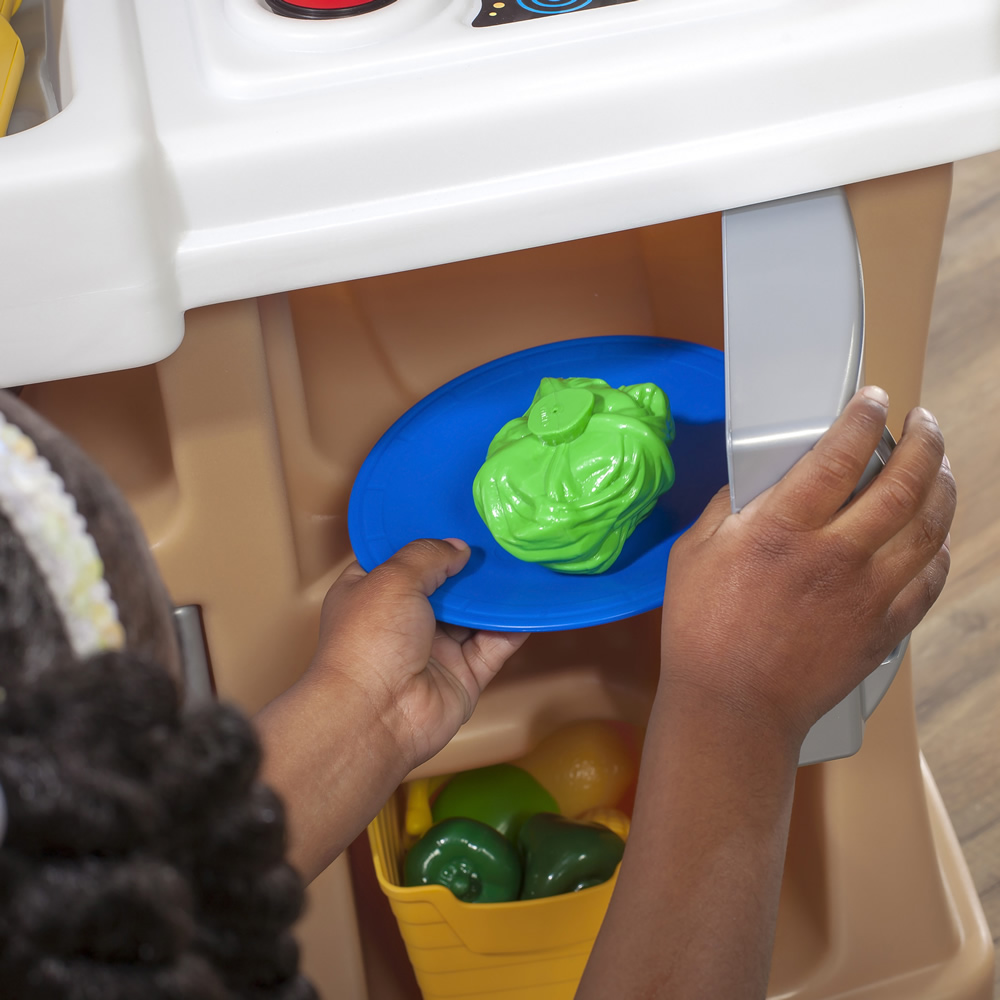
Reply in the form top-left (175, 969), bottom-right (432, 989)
top-left (256, 538), bottom-right (529, 880)
top-left (311, 538), bottom-right (529, 770)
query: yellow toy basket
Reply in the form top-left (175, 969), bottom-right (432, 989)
top-left (367, 791), bottom-right (620, 1000)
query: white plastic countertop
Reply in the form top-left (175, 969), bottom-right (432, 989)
top-left (3, 0), bottom-right (1000, 384)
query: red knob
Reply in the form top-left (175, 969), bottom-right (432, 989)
top-left (266, 0), bottom-right (398, 18)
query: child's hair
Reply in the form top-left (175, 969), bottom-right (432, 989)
top-left (0, 390), bottom-right (316, 1000)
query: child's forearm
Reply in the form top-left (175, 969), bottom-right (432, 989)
top-left (577, 681), bottom-right (799, 1000)
top-left (255, 670), bottom-right (411, 883)
top-left (579, 391), bottom-right (954, 998)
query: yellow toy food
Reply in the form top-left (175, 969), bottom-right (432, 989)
top-left (404, 778), bottom-right (434, 839)
top-left (576, 806), bottom-right (631, 841)
top-left (0, 0), bottom-right (23, 137)
top-left (515, 720), bottom-right (637, 819)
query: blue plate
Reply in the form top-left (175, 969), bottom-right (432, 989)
top-left (348, 336), bottom-right (727, 632)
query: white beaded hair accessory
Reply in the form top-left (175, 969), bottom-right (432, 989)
top-left (0, 412), bottom-right (125, 657)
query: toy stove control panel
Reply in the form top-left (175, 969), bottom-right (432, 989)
top-left (267, 0), bottom-right (636, 25)
top-left (472, 0), bottom-right (636, 29)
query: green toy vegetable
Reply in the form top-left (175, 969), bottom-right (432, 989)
top-left (431, 763), bottom-right (560, 842)
top-left (472, 376), bottom-right (675, 574)
top-left (517, 812), bottom-right (626, 900)
top-left (404, 817), bottom-right (522, 903)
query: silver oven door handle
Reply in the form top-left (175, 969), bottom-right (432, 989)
top-left (723, 189), bottom-right (908, 765)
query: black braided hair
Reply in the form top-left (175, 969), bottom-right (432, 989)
top-left (0, 391), bottom-right (317, 1000)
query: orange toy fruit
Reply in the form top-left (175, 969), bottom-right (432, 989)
top-left (515, 720), bottom-right (637, 819)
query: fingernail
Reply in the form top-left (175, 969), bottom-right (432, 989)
top-left (904, 406), bottom-right (937, 431)
top-left (861, 385), bottom-right (889, 408)
top-left (943, 453), bottom-right (951, 471)
top-left (443, 537), bottom-right (470, 553)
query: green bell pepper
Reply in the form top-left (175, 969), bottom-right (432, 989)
top-left (404, 817), bottom-right (522, 903)
top-left (517, 812), bottom-right (625, 900)
top-left (431, 763), bottom-right (559, 842)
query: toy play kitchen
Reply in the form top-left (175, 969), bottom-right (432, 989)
top-left (3, 0), bottom-right (998, 996)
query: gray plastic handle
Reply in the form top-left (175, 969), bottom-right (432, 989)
top-left (723, 189), bottom-right (907, 765)
top-left (723, 188), bottom-right (863, 513)
top-left (172, 605), bottom-right (215, 707)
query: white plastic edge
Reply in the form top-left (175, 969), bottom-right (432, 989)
top-left (0, 0), bottom-right (998, 383)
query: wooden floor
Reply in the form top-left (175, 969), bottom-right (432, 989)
top-left (914, 150), bottom-right (1000, 997)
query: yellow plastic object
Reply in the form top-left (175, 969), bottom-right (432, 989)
top-left (576, 807), bottom-right (631, 842)
top-left (0, 0), bottom-right (23, 136)
top-left (369, 791), bottom-right (619, 1000)
top-left (405, 778), bottom-right (434, 840)
top-left (515, 720), bottom-right (637, 819)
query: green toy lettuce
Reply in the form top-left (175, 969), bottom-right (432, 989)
top-left (472, 376), bottom-right (675, 574)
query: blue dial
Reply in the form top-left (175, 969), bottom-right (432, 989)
top-left (474, 0), bottom-right (635, 26)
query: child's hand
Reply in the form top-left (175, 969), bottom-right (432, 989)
top-left (257, 539), bottom-right (527, 879)
top-left (309, 539), bottom-right (529, 772)
top-left (659, 386), bottom-right (955, 747)
top-left (585, 386), bottom-right (954, 999)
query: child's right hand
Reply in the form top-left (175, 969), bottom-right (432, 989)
top-left (658, 385), bottom-right (955, 748)
top-left (582, 386), bottom-right (954, 1000)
